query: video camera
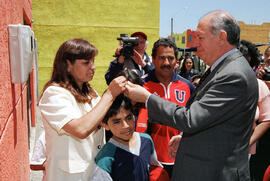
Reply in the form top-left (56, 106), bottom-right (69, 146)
top-left (262, 66), bottom-right (270, 81)
top-left (117, 34), bottom-right (139, 58)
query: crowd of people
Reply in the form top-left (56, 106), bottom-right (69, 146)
top-left (30, 10), bottom-right (270, 181)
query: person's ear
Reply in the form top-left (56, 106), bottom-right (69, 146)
top-left (219, 30), bottom-right (227, 44)
top-left (66, 59), bottom-right (72, 73)
top-left (101, 122), bottom-right (110, 131)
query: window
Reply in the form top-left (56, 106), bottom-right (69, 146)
top-left (189, 35), bottom-right (192, 42)
top-left (182, 36), bottom-right (185, 44)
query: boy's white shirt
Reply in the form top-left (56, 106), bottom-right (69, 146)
top-left (90, 165), bottom-right (112, 181)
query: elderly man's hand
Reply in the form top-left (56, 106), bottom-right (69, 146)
top-left (124, 81), bottom-right (150, 103)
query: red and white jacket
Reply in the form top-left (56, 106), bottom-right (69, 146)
top-left (136, 70), bottom-right (194, 165)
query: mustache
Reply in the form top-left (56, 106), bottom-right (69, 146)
top-left (160, 65), bottom-right (172, 70)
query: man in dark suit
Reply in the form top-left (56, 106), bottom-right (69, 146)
top-left (123, 10), bottom-right (258, 181)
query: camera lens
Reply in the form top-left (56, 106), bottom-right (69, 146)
top-left (262, 66), bottom-right (270, 81)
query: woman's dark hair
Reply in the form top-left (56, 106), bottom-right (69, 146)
top-left (102, 94), bottom-right (133, 124)
top-left (41, 38), bottom-right (98, 104)
top-left (180, 56), bottom-right (195, 74)
top-left (239, 40), bottom-right (261, 68)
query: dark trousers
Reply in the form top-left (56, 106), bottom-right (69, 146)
top-left (250, 129), bottom-right (270, 181)
top-left (162, 164), bottom-right (174, 179)
top-left (250, 154), bottom-right (270, 181)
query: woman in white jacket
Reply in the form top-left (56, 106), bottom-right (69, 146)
top-left (39, 38), bottom-right (126, 181)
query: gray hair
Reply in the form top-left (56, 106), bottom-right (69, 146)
top-left (202, 10), bottom-right (240, 47)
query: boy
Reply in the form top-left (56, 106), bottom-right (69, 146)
top-left (90, 94), bottom-right (168, 181)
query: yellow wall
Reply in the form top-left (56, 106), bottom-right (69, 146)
top-left (33, 0), bottom-right (160, 95)
top-left (173, 31), bottom-right (187, 49)
top-left (239, 21), bottom-right (270, 54)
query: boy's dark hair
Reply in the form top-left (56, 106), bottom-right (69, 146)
top-left (119, 68), bottom-right (143, 86)
top-left (102, 94), bottom-right (133, 124)
top-left (103, 69), bottom-right (143, 124)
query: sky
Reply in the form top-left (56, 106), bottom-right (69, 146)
top-left (160, 0), bottom-right (270, 38)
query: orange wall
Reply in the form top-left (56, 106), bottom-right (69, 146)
top-left (0, 0), bottom-right (32, 180)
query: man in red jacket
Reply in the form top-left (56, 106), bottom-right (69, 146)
top-left (136, 38), bottom-right (194, 178)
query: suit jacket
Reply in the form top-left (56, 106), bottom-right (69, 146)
top-left (147, 51), bottom-right (258, 181)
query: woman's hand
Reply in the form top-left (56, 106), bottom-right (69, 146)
top-left (107, 76), bottom-right (127, 99)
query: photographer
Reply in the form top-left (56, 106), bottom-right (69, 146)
top-left (257, 46), bottom-right (270, 89)
top-left (105, 32), bottom-right (154, 85)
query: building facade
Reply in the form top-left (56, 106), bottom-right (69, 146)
top-left (0, 0), bottom-right (37, 180)
top-left (173, 31), bottom-right (187, 49)
top-left (239, 21), bottom-right (270, 53)
top-left (186, 29), bottom-right (197, 48)
top-left (32, 0), bottom-right (160, 95)
top-left (173, 21), bottom-right (270, 56)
